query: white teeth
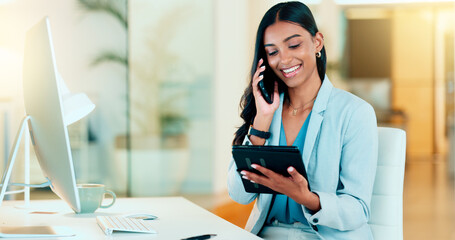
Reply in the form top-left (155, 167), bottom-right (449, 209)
top-left (283, 65), bottom-right (299, 74)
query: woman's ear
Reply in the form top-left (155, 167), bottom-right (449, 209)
top-left (314, 32), bottom-right (324, 53)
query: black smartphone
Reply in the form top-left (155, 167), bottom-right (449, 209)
top-left (257, 65), bottom-right (274, 104)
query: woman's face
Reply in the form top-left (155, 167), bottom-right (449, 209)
top-left (263, 21), bottom-right (323, 88)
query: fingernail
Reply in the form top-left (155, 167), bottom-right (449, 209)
top-left (260, 65), bottom-right (265, 69)
top-left (250, 180), bottom-right (256, 183)
top-left (251, 164), bottom-right (257, 169)
top-left (240, 171), bottom-right (246, 175)
top-left (242, 175), bottom-right (249, 180)
top-left (259, 75), bottom-right (264, 79)
top-left (288, 167), bottom-right (295, 172)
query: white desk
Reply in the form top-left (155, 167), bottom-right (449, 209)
top-left (0, 197), bottom-right (261, 239)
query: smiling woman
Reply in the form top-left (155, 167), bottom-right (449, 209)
top-left (228, 2), bottom-right (378, 240)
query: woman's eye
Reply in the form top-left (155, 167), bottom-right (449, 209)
top-left (268, 51), bottom-right (278, 56)
top-left (289, 43), bottom-right (301, 49)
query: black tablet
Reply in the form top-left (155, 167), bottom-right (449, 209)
top-left (232, 145), bottom-right (310, 194)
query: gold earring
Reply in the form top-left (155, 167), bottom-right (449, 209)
top-left (316, 52), bottom-right (321, 58)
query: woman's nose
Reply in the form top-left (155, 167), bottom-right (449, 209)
top-left (280, 50), bottom-right (292, 65)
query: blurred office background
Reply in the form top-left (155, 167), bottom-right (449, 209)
top-left (0, 0), bottom-right (454, 239)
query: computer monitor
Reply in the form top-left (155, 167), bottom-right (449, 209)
top-left (20, 17), bottom-right (87, 213)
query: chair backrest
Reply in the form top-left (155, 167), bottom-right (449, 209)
top-left (368, 127), bottom-right (406, 240)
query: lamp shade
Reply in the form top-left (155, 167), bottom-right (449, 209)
top-left (62, 92), bottom-right (95, 126)
top-left (57, 72), bottom-right (95, 126)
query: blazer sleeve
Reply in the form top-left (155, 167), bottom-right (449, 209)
top-left (227, 136), bottom-right (262, 205)
top-left (303, 102), bottom-right (378, 231)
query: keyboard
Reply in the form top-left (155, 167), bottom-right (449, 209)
top-left (96, 216), bottom-right (157, 235)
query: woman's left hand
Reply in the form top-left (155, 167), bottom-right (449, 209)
top-left (240, 164), bottom-right (320, 211)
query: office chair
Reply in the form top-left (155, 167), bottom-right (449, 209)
top-left (368, 127), bottom-right (406, 240)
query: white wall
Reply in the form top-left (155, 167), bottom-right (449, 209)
top-left (213, 0), bottom-right (249, 194)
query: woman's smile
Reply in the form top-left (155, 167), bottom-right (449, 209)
top-left (280, 64), bottom-right (302, 78)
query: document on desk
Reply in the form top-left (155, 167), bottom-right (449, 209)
top-left (0, 226), bottom-right (75, 238)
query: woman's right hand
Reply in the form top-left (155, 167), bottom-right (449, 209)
top-left (251, 59), bottom-right (280, 138)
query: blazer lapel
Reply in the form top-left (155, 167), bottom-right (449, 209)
top-left (302, 76), bottom-right (333, 167)
top-left (303, 113), bottom-right (323, 168)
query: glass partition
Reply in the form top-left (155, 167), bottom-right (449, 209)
top-left (128, 0), bottom-right (214, 196)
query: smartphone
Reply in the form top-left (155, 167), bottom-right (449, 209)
top-left (257, 65), bottom-right (274, 104)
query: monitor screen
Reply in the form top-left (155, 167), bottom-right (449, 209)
top-left (22, 17), bottom-right (81, 213)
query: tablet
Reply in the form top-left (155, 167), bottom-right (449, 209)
top-left (232, 145), bottom-right (310, 194)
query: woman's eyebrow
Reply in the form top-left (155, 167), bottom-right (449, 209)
top-left (264, 34), bottom-right (302, 47)
top-left (284, 34), bottom-right (301, 42)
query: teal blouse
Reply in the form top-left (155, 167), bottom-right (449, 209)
top-left (266, 111), bottom-right (312, 224)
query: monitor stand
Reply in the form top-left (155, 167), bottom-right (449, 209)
top-left (0, 116), bottom-right (50, 208)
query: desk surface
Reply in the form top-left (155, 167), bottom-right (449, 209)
top-left (0, 197), bottom-right (261, 240)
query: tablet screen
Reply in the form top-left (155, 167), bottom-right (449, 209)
top-left (232, 145), bottom-right (310, 194)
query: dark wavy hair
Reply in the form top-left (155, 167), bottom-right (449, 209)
top-left (233, 1), bottom-right (327, 145)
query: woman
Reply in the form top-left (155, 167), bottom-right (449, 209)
top-left (227, 2), bottom-right (378, 240)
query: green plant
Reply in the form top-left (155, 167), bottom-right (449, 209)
top-left (78, 0), bottom-right (128, 66)
top-left (79, 0), bottom-right (192, 143)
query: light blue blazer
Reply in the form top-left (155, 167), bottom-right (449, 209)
top-left (228, 76), bottom-right (378, 240)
